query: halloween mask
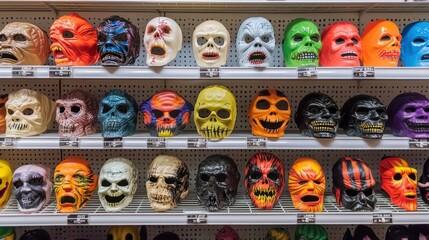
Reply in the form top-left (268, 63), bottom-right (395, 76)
top-left (153, 232), bottom-right (180, 240)
top-left (0, 160), bottom-right (13, 208)
top-left (140, 90), bottom-right (193, 137)
top-left (193, 20), bottom-right (230, 67)
top-left (282, 18), bottom-right (321, 67)
top-left (19, 229), bottom-right (51, 240)
top-left (0, 94), bottom-right (8, 133)
top-left (332, 157), bottom-right (377, 211)
top-left (0, 22), bottom-right (49, 65)
top-left (56, 89), bottom-right (98, 137)
top-left (387, 92), bottom-right (429, 138)
top-left (361, 20), bottom-right (401, 67)
top-left (244, 152), bottom-right (285, 210)
top-left (295, 92), bottom-right (340, 138)
top-left (236, 17), bottom-right (275, 67)
top-left (98, 157), bottom-right (138, 212)
top-left (401, 21), bottom-right (429, 67)
top-left (97, 15), bottom-right (140, 66)
top-left (0, 227), bottom-right (15, 240)
top-left (216, 226), bottom-right (240, 240)
top-left (294, 225), bottom-right (328, 240)
top-left (6, 89), bottom-right (55, 137)
top-left (350, 225), bottom-right (380, 240)
top-left (98, 89), bottom-right (138, 138)
top-left (194, 85), bottom-right (236, 140)
top-left (289, 157), bottom-right (325, 212)
top-left (54, 156), bottom-right (98, 213)
top-left (385, 225), bottom-right (410, 240)
top-left (248, 89), bottom-right (291, 138)
top-left (409, 225), bottom-right (429, 240)
top-left (320, 22), bottom-right (361, 67)
top-left (144, 17), bottom-right (182, 66)
top-left (265, 228), bottom-right (290, 240)
top-left (419, 158), bottom-right (429, 204)
top-left (196, 154), bottom-right (240, 211)
top-left (340, 94), bottom-right (387, 139)
top-left (50, 13), bottom-right (99, 66)
top-left (379, 156), bottom-right (417, 211)
top-left (146, 155), bottom-right (189, 212)
top-left (12, 164), bottom-right (52, 213)
top-left (107, 226), bottom-right (139, 240)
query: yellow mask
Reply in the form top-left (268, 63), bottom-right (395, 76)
top-left (0, 160), bottom-right (13, 208)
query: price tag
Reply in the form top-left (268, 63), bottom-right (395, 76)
top-left (147, 138), bottom-right (166, 148)
top-left (372, 213), bottom-right (392, 224)
top-left (59, 137), bottom-right (79, 147)
top-left (0, 137), bottom-right (15, 147)
top-left (187, 138), bottom-right (207, 148)
top-left (200, 67), bottom-right (220, 78)
top-left (247, 137), bottom-right (267, 148)
top-left (353, 67), bottom-right (375, 78)
top-left (67, 214), bottom-right (89, 225)
top-left (187, 214), bottom-right (207, 224)
top-left (298, 67), bottom-right (317, 78)
top-left (12, 66), bottom-right (35, 77)
top-left (103, 138), bottom-right (123, 148)
top-left (49, 66), bottom-right (72, 77)
top-left (297, 213), bottom-right (316, 223)
top-left (409, 138), bottom-right (429, 148)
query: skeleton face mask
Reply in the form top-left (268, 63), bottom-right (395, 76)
top-left (216, 226), bottom-right (240, 240)
top-left (196, 155), bottom-right (240, 212)
top-left (236, 17), bottom-right (275, 67)
top-left (0, 160), bottom-right (13, 208)
top-left (418, 158), bottom-right (429, 204)
top-left (19, 229), bottom-right (51, 240)
top-left (6, 89), bottom-right (56, 137)
top-left (193, 20), bottom-right (230, 67)
top-left (107, 226), bottom-right (139, 240)
top-left (294, 225), bottom-right (328, 240)
top-left (264, 228), bottom-right (290, 240)
top-left (0, 94), bottom-right (8, 133)
top-left (146, 155), bottom-right (189, 212)
top-left (401, 21), bottom-right (429, 67)
top-left (361, 20), bottom-right (402, 67)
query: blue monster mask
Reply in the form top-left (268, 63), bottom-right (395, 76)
top-left (97, 15), bottom-right (140, 66)
top-left (98, 89), bottom-right (138, 138)
top-left (401, 21), bottom-right (429, 67)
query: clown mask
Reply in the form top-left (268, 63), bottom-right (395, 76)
top-left (50, 13), bottom-right (99, 66)
top-left (216, 226), bottom-right (240, 240)
top-left (107, 226), bottom-right (139, 240)
top-left (401, 21), bottom-right (429, 67)
top-left (0, 94), bottom-right (7, 133)
top-left (264, 228), bottom-right (290, 240)
top-left (295, 225), bottom-right (328, 240)
top-left (0, 160), bottom-right (13, 208)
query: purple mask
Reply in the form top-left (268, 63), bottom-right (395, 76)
top-left (216, 226), bottom-right (240, 240)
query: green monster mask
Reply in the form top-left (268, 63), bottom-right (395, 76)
top-left (282, 18), bottom-right (322, 67)
top-left (294, 225), bottom-right (328, 240)
top-left (0, 227), bottom-right (15, 240)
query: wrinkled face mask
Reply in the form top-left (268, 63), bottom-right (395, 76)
top-left (216, 226), bottom-right (240, 240)
top-left (107, 226), bottom-right (139, 240)
top-left (0, 160), bottom-right (12, 208)
top-left (264, 228), bottom-right (290, 240)
top-left (0, 94), bottom-right (8, 133)
top-left (18, 228), bottom-right (51, 240)
top-left (294, 225), bottom-right (328, 240)
top-left (401, 21), bottom-right (429, 67)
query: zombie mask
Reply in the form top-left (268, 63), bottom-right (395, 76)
top-left (0, 94), bottom-right (8, 133)
top-left (50, 13), bottom-right (99, 66)
top-left (6, 89), bottom-right (55, 137)
top-left (12, 164), bottom-right (52, 213)
top-left (56, 89), bottom-right (98, 137)
top-left (340, 94), bottom-right (387, 139)
top-left (107, 226), bottom-right (139, 240)
top-left (320, 22), bottom-right (361, 67)
top-left (144, 17), bottom-right (182, 66)
top-left (0, 227), bottom-right (15, 240)
top-left (196, 155), bottom-right (240, 211)
top-left (98, 89), bottom-right (138, 138)
top-left (153, 232), bottom-right (180, 240)
top-left (244, 152), bottom-right (285, 210)
top-left (248, 89), bottom-right (290, 138)
top-left (54, 156), bottom-right (98, 213)
top-left (385, 225), bottom-right (410, 240)
top-left (97, 15), bottom-right (140, 66)
top-left (332, 157), bottom-right (377, 211)
top-left (193, 20), bottom-right (230, 67)
top-left (401, 21), bottom-right (429, 67)
top-left (140, 90), bottom-right (193, 137)
top-left (295, 92), bottom-right (340, 138)
top-left (289, 157), bottom-right (325, 212)
top-left (0, 22), bottom-right (49, 65)
top-left (294, 225), bottom-right (328, 240)
top-left (194, 85), bottom-right (236, 140)
top-left (236, 17), bottom-right (275, 67)
top-left (379, 156), bottom-right (417, 211)
top-left (419, 158), bottom-right (429, 204)
top-left (361, 20), bottom-right (401, 67)
top-left (265, 228), bottom-right (290, 240)
top-left (0, 160), bottom-right (13, 208)
top-left (387, 92), bottom-right (429, 138)
top-left (146, 155), bottom-right (189, 212)
top-left (19, 229), bottom-right (51, 240)
top-left (98, 157), bottom-right (138, 212)
top-left (216, 226), bottom-right (240, 240)
top-left (282, 18), bottom-right (321, 67)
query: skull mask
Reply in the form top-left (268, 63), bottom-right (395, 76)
top-left (146, 155), bottom-right (189, 212)
top-left (196, 155), bottom-right (240, 212)
top-left (216, 226), bottom-right (240, 240)
top-left (244, 152), bottom-right (285, 210)
top-left (19, 229), bottom-right (51, 240)
top-left (6, 89), bottom-right (55, 137)
top-left (0, 160), bottom-right (13, 208)
top-left (193, 20), bottom-right (230, 67)
top-left (294, 225), bottom-right (328, 240)
top-left (98, 157), bottom-right (138, 212)
top-left (264, 228), bottom-right (290, 240)
top-left (97, 15), bottom-right (140, 66)
top-left (320, 22), bottom-right (362, 67)
top-left (282, 18), bottom-right (322, 67)
top-left (379, 156), bottom-right (417, 211)
top-left (98, 89), bottom-right (138, 138)
top-left (56, 89), bottom-right (98, 137)
top-left (12, 164), bottom-right (52, 213)
top-left (295, 92), bottom-right (340, 138)
top-left (140, 90), bottom-right (193, 137)
top-left (0, 22), bottom-right (49, 65)
top-left (248, 89), bottom-right (291, 138)
top-left (361, 20), bottom-right (402, 67)
top-left (332, 157), bottom-right (377, 211)
top-left (0, 94), bottom-right (8, 133)
top-left (107, 226), bottom-right (139, 240)
top-left (236, 17), bottom-right (275, 67)
top-left (340, 94), bottom-right (387, 139)
top-left (418, 158), bottom-right (429, 204)
top-left (144, 17), bottom-right (182, 66)
top-left (401, 21), bottom-right (429, 67)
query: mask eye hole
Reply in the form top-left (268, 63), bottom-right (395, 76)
top-left (0, 34), bottom-right (6, 42)
top-left (14, 34), bottom-right (26, 41)
top-left (352, 38), bottom-right (359, 44)
top-left (197, 37), bottom-right (208, 46)
top-left (335, 38), bottom-right (345, 45)
top-left (250, 171), bottom-right (262, 180)
top-left (268, 171), bottom-right (279, 181)
top-left (214, 37), bottom-right (224, 45)
top-left (308, 106), bottom-right (320, 114)
top-left (149, 176), bottom-right (158, 183)
top-left (125, 233), bottom-right (133, 240)
top-left (71, 106), bottom-right (80, 113)
top-left (216, 173), bottom-right (227, 182)
top-left (147, 26), bottom-right (156, 34)
top-left (409, 173), bottom-right (416, 181)
top-left (200, 173), bottom-right (210, 182)
top-left (152, 109), bottom-right (164, 118)
top-left (293, 35), bottom-right (303, 42)
top-left (356, 107), bottom-right (369, 115)
top-left (162, 26), bottom-right (171, 34)
top-left (14, 180), bottom-right (23, 188)
top-left (102, 104), bottom-right (112, 114)
top-left (98, 33), bottom-right (107, 42)
top-left (256, 100), bottom-right (270, 110)
top-left (310, 34), bottom-right (319, 42)
top-left (314, 180), bottom-right (322, 184)
top-left (101, 180), bottom-right (111, 187)
top-left (107, 234), bottom-right (114, 240)
top-left (117, 104), bottom-right (128, 114)
top-left (405, 107), bottom-right (416, 113)
top-left (63, 30), bottom-right (74, 38)
top-left (424, 107), bottom-right (429, 113)
top-left (198, 108), bottom-right (211, 118)
top-left (345, 189), bottom-right (358, 197)
top-left (118, 179), bottom-right (129, 186)
top-left (413, 38), bottom-right (425, 44)
top-left (363, 188), bottom-right (373, 196)
top-left (376, 108), bottom-right (385, 114)
top-left (276, 100), bottom-right (289, 110)
top-left (7, 109), bottom-right (14, 115)
top-left (262, 35), bottom-right (270, 43)
top-left (328, 107), bottom-right (338, 114)
top-left (165, 177), bottom-right (177, 185)
top-left (244, 35), bottom-right (254, 44)
top-left (29, 177), bottom-right (44, 186)
top-left (217, 109), bottom-right (230, 119)
top-left (394, 173), bottom-right (402, 181)
top-left (170, 110), bottom-right (181, 118)
top-left (116, 33), bottom-right (128, 42)
top-left (59, 106), bottom-right (65, 113)
top-left (299, 181), bottom-right (308, 185)
top-left (23, 108), bottom-right (33, 115)
top-left (381, 35), bottom-right (391, 41)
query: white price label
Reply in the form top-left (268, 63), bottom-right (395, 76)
top-left (353, 67), bottom-right (375, 78)
top-left (298, 67), bottom-right (317, 78)
top-left (409, 138), bottom-right (429, 148)
top-left (297, 213), bottom-right (316, 223)
top-left (49, 66), bottom-right (72, 77)
top-left (12, 66), bottom-right (35, 77)
top-left (147, 138), bottom-right (166, 148)
top-left (59, 137), bottom-right (79, 147)
top-left (187, 138), bottom-right (207, 148)
top-left (0, 137), bottom-right (15, 147)
top-left (67, 214), bottom-right (89, 225)
top-left (372, 213), bottom-right (392, 224)
top-left (247, 137), bottom-right (267, 148)
top-left (200, 67), bottom-right (220, 78)
top-left (103, 138), bottom-right (123, 148)
top-left (187, 214), bottom-right (207, 224)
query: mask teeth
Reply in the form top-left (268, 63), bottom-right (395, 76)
top-left (201, 126), bottom-right (230, 138)
top-left (407, 122), bottom-right (429, 132)
top-left (293, 52), bottom-right (318, 60)
top-left (8, 122), bottom-right (28, 131)
top-left (105, 121), bottom-right (120, 131)
top-left (155, 126), bottom-right (176, 137)
top-left (359, 122), bottom-right (384, 133)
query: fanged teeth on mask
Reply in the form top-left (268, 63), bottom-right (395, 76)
top-left (259, 118), bottom-right (285, 130)
top-left (8, 122), bottom-right (28, 131)
top-left (293, 52), bottom-right (318, 60)
top-left (101, 50), bottom-right (125, 62)
top-left (248, 51), bottom-right (267, 64)
top-left (150, 193), bottom-right (173, 203)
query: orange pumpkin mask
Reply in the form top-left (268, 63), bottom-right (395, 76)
top-left (0, 94), bottom-right (7, 133)
top-left (289, 158), bottom-right (326, 212)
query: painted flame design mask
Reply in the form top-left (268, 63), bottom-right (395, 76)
top-left (264, 228), bottom-right (290, 240)
top-left (0, 94), bottom-right (7, 133)
top-left (0, 160), bottom-right (13, 209)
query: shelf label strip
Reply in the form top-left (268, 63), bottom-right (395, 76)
top-left (67, 214), bottom-right (89, 225)
top-left (247, 137), bottom-right (267, 148)
top-left (298, 67), bottom-right (317, 78)
top-left (0, 137), bottom-right (15, 148)
top-left (353, 67), bottom-right (375, 78)
top-left (200, 67), bottom-right (220, 78)
top-left (297, 213), bottom-right (316, 224)
top-left (187, 214), bottom-right (207, 224)
top-left (187, 138), bottom-right (207, 148)
top-left (372, 213), bottom-right (392, 224)
top-left (147, 138), bottom-right (166, 148)
top-left (103, 137), bottom-right (123, 148)
top-left (59, 137), bottom-right (79, 147)
top-left (49, 66), bottom-right (72, 77)
top-left (12, 66), bottom-right (35, 77)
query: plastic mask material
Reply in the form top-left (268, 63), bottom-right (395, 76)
top-left (320, 22), bottom-right (361, 67)
top-left (379, 157), bottom-right (417, 211)
top-left (0, 160), bottom-right (13, 208)
top-left (294, 225), bottom-right (328, 240)
top-left (385, 225), bottom-right (410, 240)
top-left (216, 226), bottom-right (240, 240)
top-left (50, 13), bottom-right (99, 66)
top-left (6, 89), bottom-right (55, 137)
top-left (401, 21), bottom-right (429, 67)
top-left (18, 229), bottom-right (51, 240)
top-left (264, 228), bottom-right (290, 240)
top-left (282, 18), bottom-right (321, 67)
top-left (361, 20), bottom-right (401, 67)
top-left (107, 226), bottom-right (139, 240)
top-left (0, 227), bottom-right (15, 240)
top-left (153, 232), bottom-right (180, 240)
top-left (0, 94), bottom-right (8, 133)
top-left (418, 158), bottom-right (429, 204)
top-left (54, 156), bottom-right (98, 213)
top-left (347, 225), bottom-right (380, 240)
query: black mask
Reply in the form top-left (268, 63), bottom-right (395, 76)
top-left (385, 225), bottom-right (410, 240)
top-left (153, 232), bottom-right (180, 240)
top-left (19, 229), bottom-right (51, 240)
top-left (353, 225), bottom-right (380, 240)
top-left (418, 158), bottom-right (429, 204)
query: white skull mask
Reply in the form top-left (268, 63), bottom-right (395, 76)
top-left (98, 157), bottom-right (138, 212)
top-left (193, 20), bottom-right (230, 67)
top-left (237, 17), bottom-right (275, 67)
top-left (6, 89), bottom-right (55, 137)
top-left (144, 17), bottom-right (183, 66)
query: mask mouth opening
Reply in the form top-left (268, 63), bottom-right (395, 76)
top-left (248, 51), bottom-right (266, 64)
top-left (310, 120), bottom-right (336, 132)
top-left (52, 46), bottom-right (69, 64)
top-left (359, 122), bottom-right (384, 133)
top-left (8, 122), bottom-right (29, 131)
top-left (341, 51), bottom-right (358, 59)
top-left (406, 122), bottom-right (429, 132)
top-left (254, 187), bottom-right (276, 198)
top-left (60, 196), bottom-right (76, 204)
top-left (405, 194), bottom-right (416, 199)
top-left (59, 124), bottom-right (75, 134)
top-left (101, 50), bottom-right (125, 63)
top-left (380, 50), bottom-right (399, 60)
top-left (0, 182), bottom-right (8, 198)
top-left (259, 119), bottom-right (284, 130)
top-left (293, 52), bottom-right (318, 61)
top-left (421, 54), bottom-right (429, 61)
top-left (150, 46), bottom-right (166, 56)
top-left (0, 51), bottom-right (18, 62)
top-left (19, 191), bottom-right (43, 209)
top-left (301, 195), bottom-right (320, 202)
top-left (105, 194), bottom-right (125, 204)
top-left (202, 51), bottom-right (220, 61)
